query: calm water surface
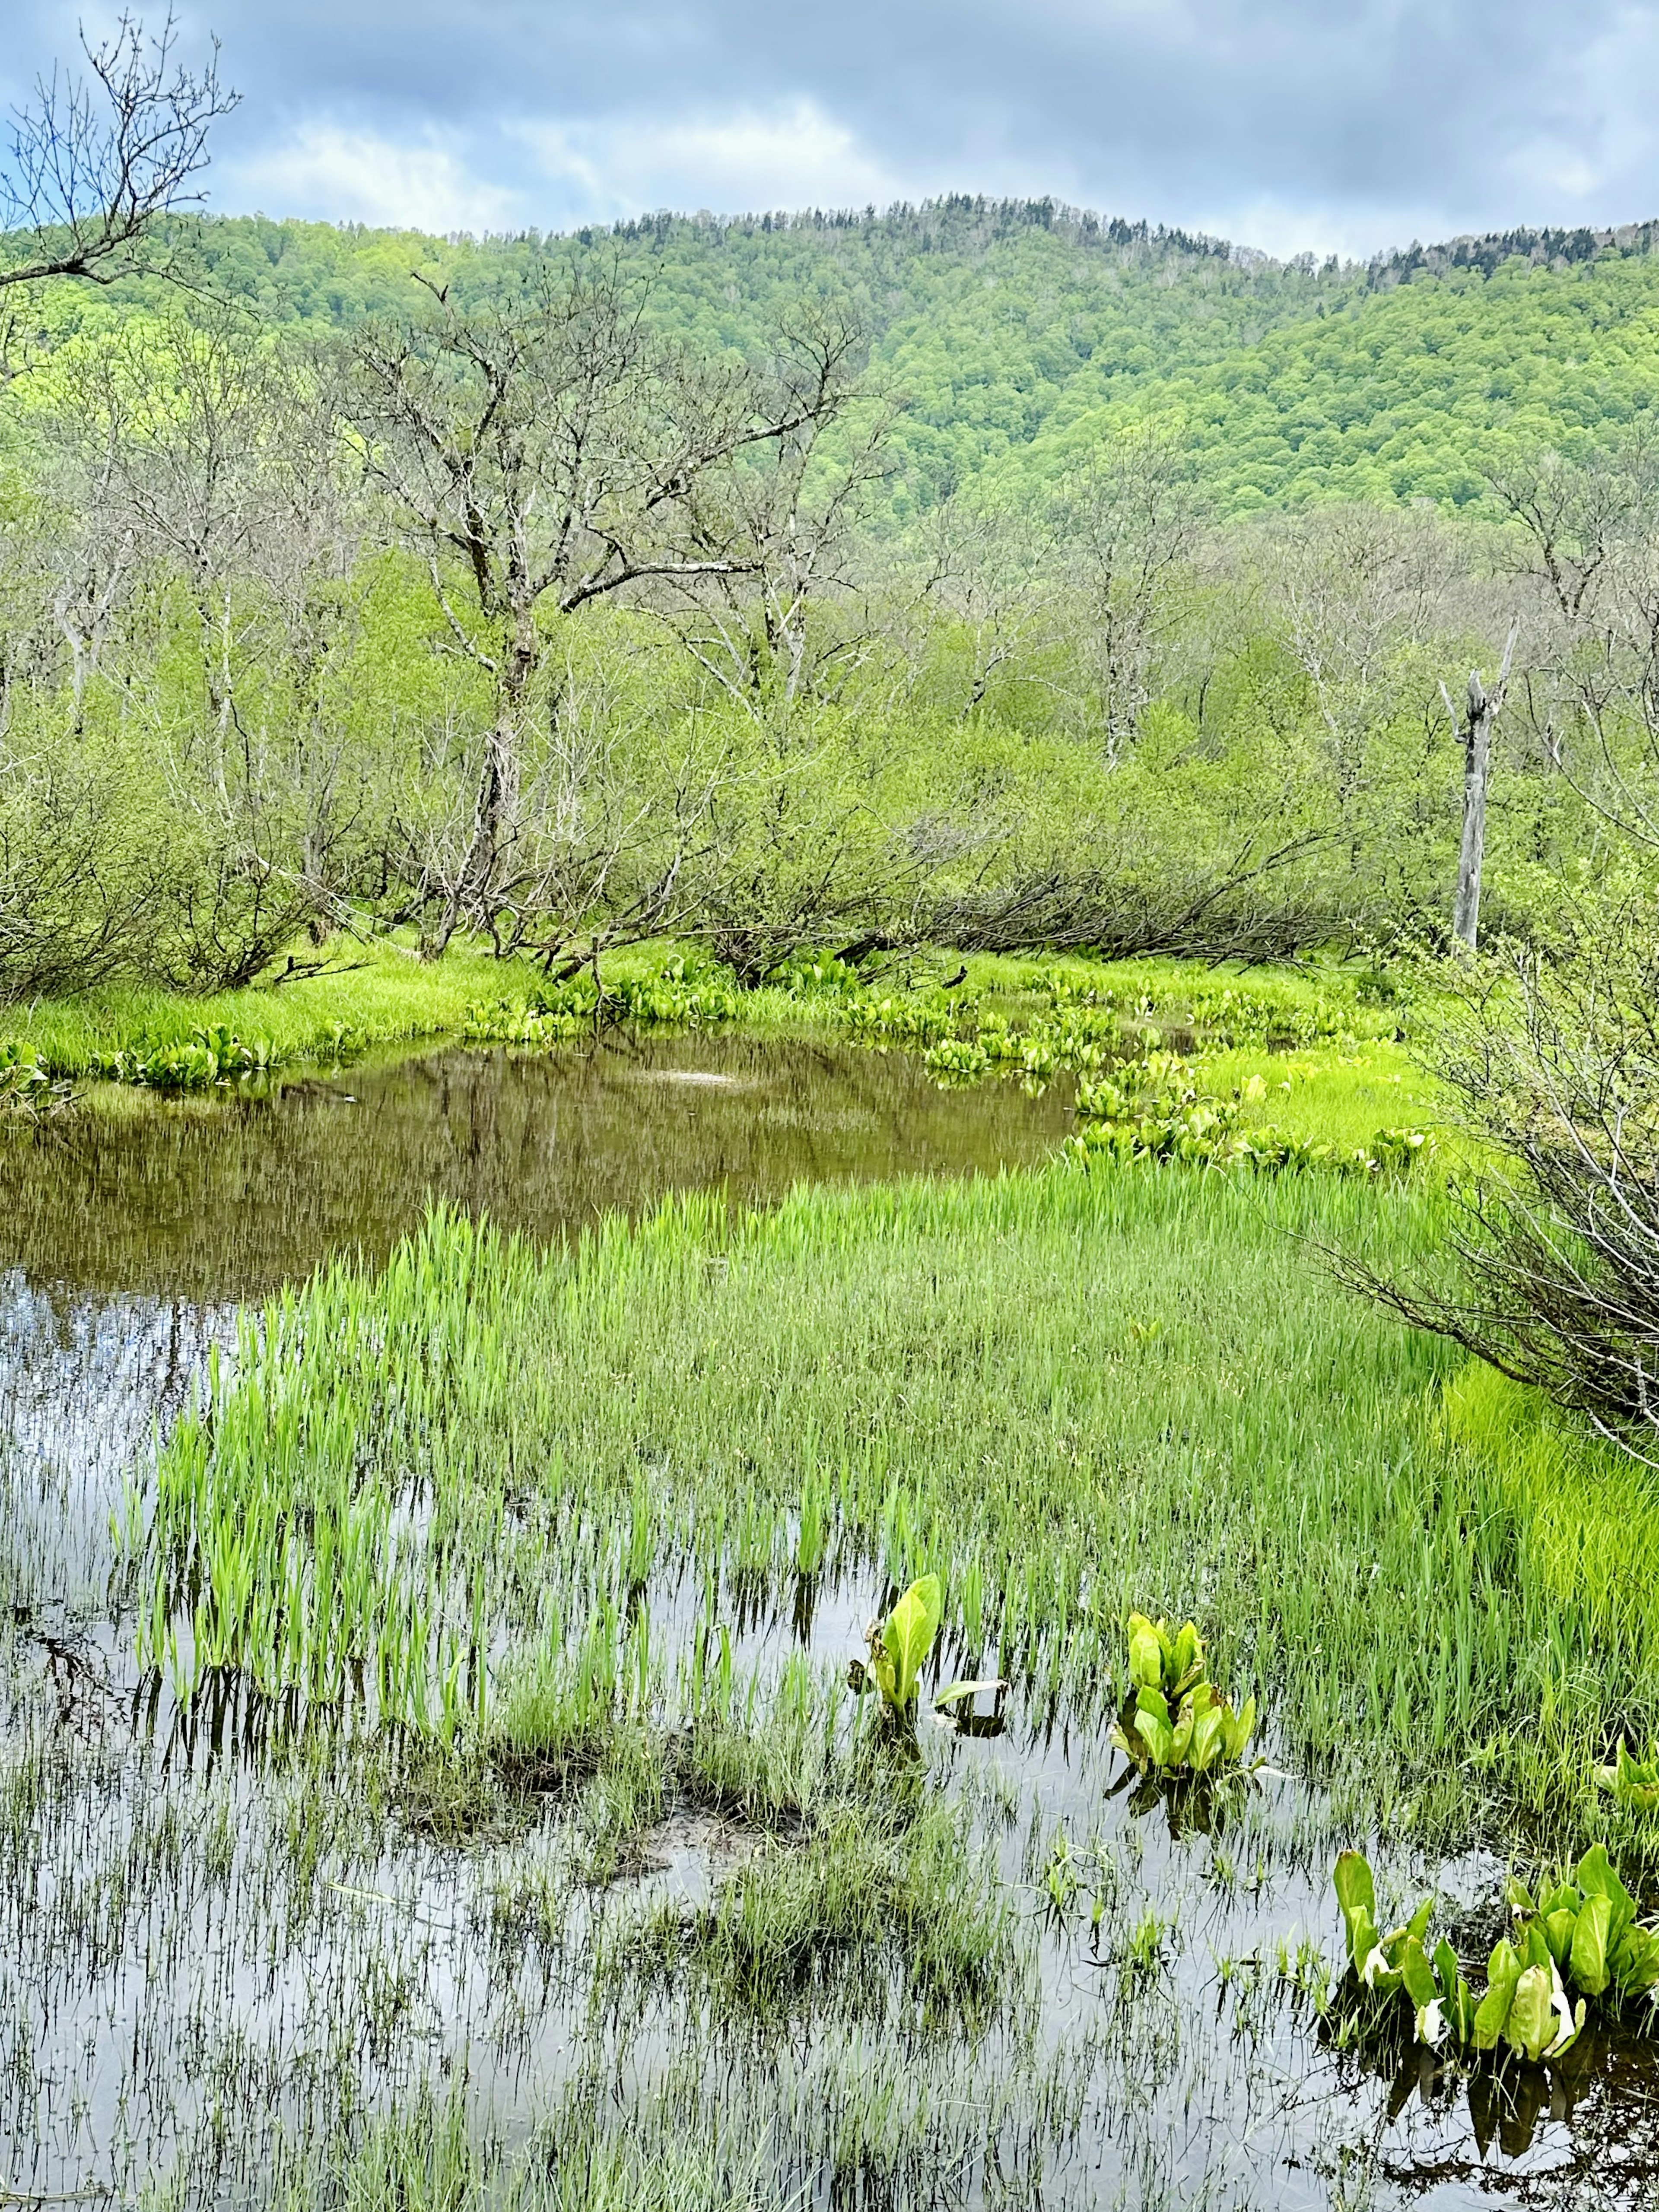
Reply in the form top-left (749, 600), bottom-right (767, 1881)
top-left (0, 1029), bottom-right (1073, 1298)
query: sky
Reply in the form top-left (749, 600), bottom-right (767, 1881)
top-left (7, 0), bottom-right (1659, 262)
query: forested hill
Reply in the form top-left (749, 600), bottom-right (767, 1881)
top-left (13, 194), bottom-right (1659, 518)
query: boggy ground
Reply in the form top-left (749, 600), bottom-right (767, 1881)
top-left (1, 955), bottom-right (1656, 2210)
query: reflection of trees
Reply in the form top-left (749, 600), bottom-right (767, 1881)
top-left (0, 1036), bottom-right (1072, 1300)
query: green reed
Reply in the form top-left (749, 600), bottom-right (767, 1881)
top-left (136, 1148), bottom-right (1659, 1866)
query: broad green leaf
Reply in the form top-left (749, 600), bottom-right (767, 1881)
top-left (1133, 1707), bottom-right (1174, 1766)
top-left (1170, 1620), bottom-right (1205, 1693)
top-left (1574, 1843), bottom-right (1636, 1945)
top-left (1611, 1923), bottom-right (1659, 1997)
top-left (1608, 1740), bottom-right (1659, 1806)
top-left (1397, 1936), bottom-right (1437, 2011)
top-left (1503, 1964), bottom-right (1555, 2063)
top-left (1334, 1852), bottom-right (1377, 1970)
top-left (933, 1677), bottom-right (1005, 1707)
top-left (1348, 1907), bottom-right (1381, 1978)
top-left (1170, 1699), bottom-right (1195, 1767)
top-left (1433, 1936), bottom-right (1461, 2004)
top-left (880, 1574), bottom-right (942, 1708)
top-left (1188, 1704), bottom-right (1224, 1774)
top-left (1472, 1939), bottom-right (1521, 2052)
top-left (1127, 1614), bottom-right (1163, 1690)
top-left (1542, 1909), bottom-right (1577, 1971)
top-left (1336, 1858), bottom-right (1380, 1964)
top-left (1569, 1891), bottom-right (1611, 1996)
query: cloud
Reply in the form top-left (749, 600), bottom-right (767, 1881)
top-left (228, 120), bottom-right (521, 233)
top-left (506, 101), bottom-right (902, 228)
top-left (7, 0), bottom-right (1659, 256)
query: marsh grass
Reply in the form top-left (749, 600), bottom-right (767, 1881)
top-left (0, 937), bottom-right (549, 1080)
top-left (4, 935), bottom-right (1416, 1091)
top-left (16, 953), bottom-right (1659, 2207)
top-left (142, 1146), bottom-right (1659, 1873)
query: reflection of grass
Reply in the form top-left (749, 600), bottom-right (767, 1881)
top-left (146, 1138), bottom-right (1659, 1872)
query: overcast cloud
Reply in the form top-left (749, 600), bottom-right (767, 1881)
top-left (6, 0), bottom-right (1659, 260)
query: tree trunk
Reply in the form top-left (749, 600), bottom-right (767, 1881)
top-left (1449, 622), bottom-right (1518, 956)
top-left (1452, 692), bottom-right (1491, 953)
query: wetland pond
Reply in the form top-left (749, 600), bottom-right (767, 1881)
top-left (0, 1031), bottom-right (1653, 2210)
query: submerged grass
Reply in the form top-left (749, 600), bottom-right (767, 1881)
top-left (617, 1789), bottom-right (1020, 2025)
top-left (141, 1147), bottom-right (1659, 1875)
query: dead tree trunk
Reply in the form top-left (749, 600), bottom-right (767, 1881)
top-left (1446, 622), bottom-right (1518, 955)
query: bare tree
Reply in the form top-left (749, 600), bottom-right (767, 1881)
top-left (1347, 914), bottom-right (1659, 1465)
top-left (663, 307), bottom-right (890, 730)
top-left (1496, 435), bottom-right (1659, 854)
top-left (1252, 502), bottom-right (1469, 814)
top-left (1, 11), bottom-right (236, 300)
top-left (46, 310), bottom-right (376, 984)
top-left (351, 263), bottom-right (862, 953)
top-left (906, 494), bottom-right (1058, 724)
top-left (1050, 423), bottom-right (1198, 764)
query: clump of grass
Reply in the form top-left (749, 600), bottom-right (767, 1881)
top-left (620, 1790), bottom-right (1019, 2028)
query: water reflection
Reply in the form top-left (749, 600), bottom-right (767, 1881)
top-left (0, 1031), bottom-right (1074, 1300)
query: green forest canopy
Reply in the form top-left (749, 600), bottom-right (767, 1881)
top-left (9, 196), bottom-right (1659, 521)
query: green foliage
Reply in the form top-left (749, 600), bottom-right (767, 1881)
top-left (34, 206), bottom-right (1659, 520)
top-left (850, 1574), bottom-right (944, 1714)
top-left (90, 1021), bottom-right (357, 1089)
top-left (1109, 1612), bottom-right (1257, 1776)
top-left (1127, 1612), bottom-right (1206, 1700)
top-left (1068, 1051), bottom-right (1438, 1180)
top-left (1334, 1841), bottom-right (1659, 2069)
top-left (134, 1136), bottom-right (1659, 1869)
top-left (464, 958), bottom-right (744, 1045)
top-left (1505, 1844), bottom-right (1659, 2003)
top-left (0, 1040), bottom-right (73, 1118)
top-left (1599, 1739), bottom-right (1659, 1810)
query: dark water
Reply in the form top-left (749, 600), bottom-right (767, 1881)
top-left (0, 1032), bottom-right (1655, 2211)
top-left (0, 1029), bottom-right (1074, 1298)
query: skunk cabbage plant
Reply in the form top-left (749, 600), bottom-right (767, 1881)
top-left (850, 1574), bottom-right (943, 1714)
top-left (1111, 1613), bottom-right (1256, 1777)
top-left (1327, 1848), bottom-right (1659, 2063)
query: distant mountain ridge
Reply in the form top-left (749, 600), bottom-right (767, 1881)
top-left (10, 194), bottom-right (1659, 519)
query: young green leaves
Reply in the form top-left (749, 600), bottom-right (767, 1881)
top-left (850, 1574), bottom-right (943, 1715)
top-left (1127, 1612), bottom-right (1205, 1700)
top-left (1468, 1930), bottom-right (1585, 2063)
top-left (1505, 1843), bottom-right (1659, 2005)
top-left (1596, 1740), bottom-right (1659, 1811)
top-left (1111, 1614), bottom-right (1256, 1778)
